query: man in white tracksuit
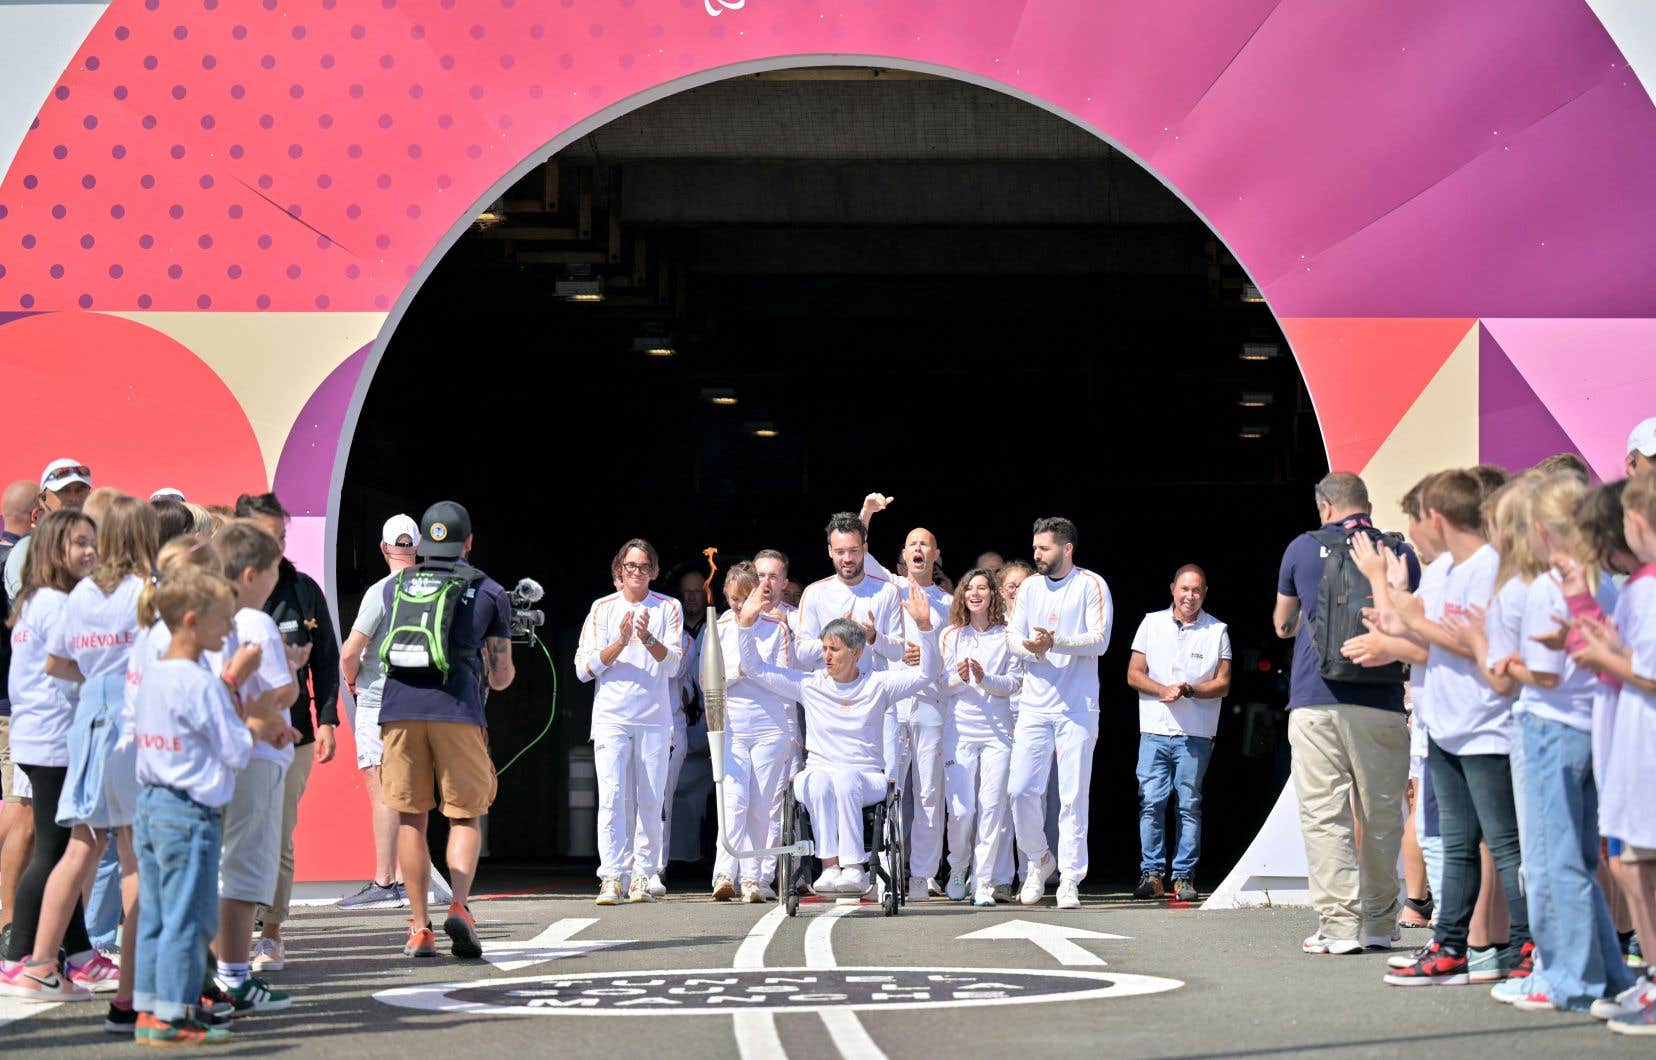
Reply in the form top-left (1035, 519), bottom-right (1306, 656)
top-left (858, 495), bottom-right (951, 901)
top-left (1006, 516), bottom-right (1113, 910)
top-left (575, 539), bottom-right (684, 906)
top-left (795, 513), bottom-right (905, 677)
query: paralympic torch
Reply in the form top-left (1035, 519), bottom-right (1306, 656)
top-left (701, 547), bottom-right (813, 861)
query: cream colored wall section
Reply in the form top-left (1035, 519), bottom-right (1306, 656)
top-left (1358, 322), bottom-right (1481, 538)
top-left (103, 312), bottom-right (387, 486)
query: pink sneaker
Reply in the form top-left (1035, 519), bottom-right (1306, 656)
top-left (0, 961), bottom-right (92, 1001)
top-left (67, 951), bottom-right (120, 993)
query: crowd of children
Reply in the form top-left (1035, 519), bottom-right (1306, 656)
top-left (1, 467), bottom-right (305, 1045)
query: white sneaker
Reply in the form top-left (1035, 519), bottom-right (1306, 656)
top-left (1592, 981), bottom-right (1653, 1020)
top-left (646, 873), bottom-right (667, 898)
top-left (1302, 931), bottom-right (1363, 955)
top-left (945, 868), bottom-right (969, 902)
top-left (1056, 878), bottom-right (1081, 909)
top-left (907, 878), bottom-right (930, 903)
top-left (1362, 927), bottom-right (1402, 950)
top-left (249, 937), bottom-right (285, 973)
top-left (712, 874), bottom-right (736, 901)
top-left (627, 876), bottom-right (655, 903)
top-left (1019, 853), bottom-right (1056, 905)
top-left (741, 881), bottom-right (766, 904)
top-left (814, 868), bottom-right (843, 894)
top-left (838, 865), bottom-right (870, 895)
top-left (757, 883), bottom-right (777, 901)
top-left (972, 885), bottom-right (997, 907)
top-left (595, 878), bottom-right (622, 906)
top-left (926, 877), bottom-right (945, 898)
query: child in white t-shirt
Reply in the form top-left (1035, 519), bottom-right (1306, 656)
top-left (203, 522), bottom-right (297, 1012)
top-left (131, 565), bottom-right (283, 1044)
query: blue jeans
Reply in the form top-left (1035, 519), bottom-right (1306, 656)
top-left (1516, 712), bottom-right (1635, 1010)
top-left (134, 786), bottom-right (222, 1022)
top-left (1136, 733), bottom-right (1213, 877)
top-left (1427, 738), bottom-right (1528, 956)
top-left (85, 838), bottom-right (122, 951)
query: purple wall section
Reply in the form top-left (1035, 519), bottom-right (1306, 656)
top-left (272, 343), bottom-right (371, 518)
top-left (1478, 323), bottom-right (1585, 476)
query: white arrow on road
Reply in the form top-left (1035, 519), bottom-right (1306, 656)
top-left (480, 917), bottom-right (635, 972)
top-left (956, 920), bottom-right (1130, 967)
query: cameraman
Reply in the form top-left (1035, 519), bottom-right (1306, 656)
top-left (379, 501), bottom-right (514, 960)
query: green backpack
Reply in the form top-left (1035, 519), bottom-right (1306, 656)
top-left (378, 562), bottom-right (487, 679)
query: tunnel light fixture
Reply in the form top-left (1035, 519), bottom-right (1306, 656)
top-left (750, 421), bottom-right (780, 438)
top-left (1241, 281), bottom-right (1266, 303)
top-left (1238, 391), bottom-right (1275, 408)
top-left (702, 388), bottom-right (738, 406)
top-left (633, 336), bottom-right (677, 357)
top-left (473, 197), bottom-right (506, 229)
top-left (1238, 424), bottom-right (1271, 439)
top-left (556, 265), bottom-right (604, 302)
top-left (1240, 343), bottom-right (1280, 362)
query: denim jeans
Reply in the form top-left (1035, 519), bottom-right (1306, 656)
top-left (134, 786), bottom-right (222, 1022)
top-left (1516, 712), bottom-right (1635, 1010)
top-left (1136, 733), bottom-right (1214, 877)
top-left (85, 839), bottom-right (123, 951)
top-left (1427, 738), bottom-right (1528, 956)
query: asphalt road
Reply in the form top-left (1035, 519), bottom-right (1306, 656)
top-left (3, 887), bottom-right (1645, 1058)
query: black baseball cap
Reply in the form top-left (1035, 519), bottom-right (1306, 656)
top-left (417, 500), bottom-right (471, 560)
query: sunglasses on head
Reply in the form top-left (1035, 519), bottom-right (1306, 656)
top-left (44, 465), bottom-right (90, 483)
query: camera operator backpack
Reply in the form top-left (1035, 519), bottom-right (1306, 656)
top-left (379, 561), bottom-right (487, 680)
top-left (1311, 526), bottom-right (1410, 685)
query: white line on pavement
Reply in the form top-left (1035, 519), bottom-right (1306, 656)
top-left (731, 906), bottom-right (788, 1060)
top-left (805, 904), bottom-right (889, 1060)
top-left (0, 996), bottom-right (63, 1029)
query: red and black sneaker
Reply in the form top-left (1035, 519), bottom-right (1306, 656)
top-left (1507, 941), bottom-right (1537, 980)
top-left (1383, 941), bottom-right (1470, 986)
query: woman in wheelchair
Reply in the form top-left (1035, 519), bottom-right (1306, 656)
top-left (733, 577), bottom-right (940, 896)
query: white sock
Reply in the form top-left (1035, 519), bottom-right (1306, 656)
top-left (216, 960), bottom-right (250, 988)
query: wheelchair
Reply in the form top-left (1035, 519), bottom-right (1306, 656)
top-left (777, 780), bottom-right (906, 917)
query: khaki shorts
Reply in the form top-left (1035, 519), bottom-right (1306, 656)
top-left (380, 720), bottom-right (496, 820)
top-left (1621, 844), bottom-right (1656, 864)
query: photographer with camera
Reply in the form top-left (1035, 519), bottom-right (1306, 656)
top-left (376, 501), bottom-right (514, 961)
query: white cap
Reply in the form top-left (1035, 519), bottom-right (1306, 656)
top-left (149, 487), bottom-right (186, 502)
top-left (1629, 417), bottom-right (1656, 458)
top-left (40, 458), bottom-right (91, 492)
top-left (381, 513), bottom-right (421, 547)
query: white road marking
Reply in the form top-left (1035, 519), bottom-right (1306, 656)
top-left (0, 996), bottom-right (64, 1029)
top-left (731, 906), bottom-right (788, 1060)
top-left (956, 920), bottom-right (1129, 967)
top-left (481, 917), bottom-right (635, 972)
top-left (805, 904), bottom-right (889, 1060)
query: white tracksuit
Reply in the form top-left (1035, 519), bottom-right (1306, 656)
top-left (794, 571), bottom-right (904, 675)
top-left (641, 627), bottom-right (697, 879)
top-left (941, 623), bottom-right (1020, 890)
top-left (711, 611), bottom-right (799, 888)
top-left (737, 623), bottom-right (940, 866)
top-left (1005, 566), bottom-right (1113, 882)
top-left (575, 590), bottom-right (684, 882)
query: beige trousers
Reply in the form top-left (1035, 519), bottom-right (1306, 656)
top-left (1288, 704), bottom-right (1410, 941)
top-left (257, 747), bottom-right (316, 927)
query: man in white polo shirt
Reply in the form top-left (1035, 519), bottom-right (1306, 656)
top-left (1126, 565), bottom-right (1232, 903)
top-left (1628, 416), bottom-right (1656, 477)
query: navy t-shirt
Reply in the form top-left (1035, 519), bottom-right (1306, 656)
top-left (378, 561), bottom-right (512, 728)
top-left (1277, 517), bottom-right (1421, 713)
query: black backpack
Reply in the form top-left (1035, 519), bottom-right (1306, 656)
top-left (378, 561), bottom-right (487, 681)
top-left (1311, 526), bottom-right (1409, 685)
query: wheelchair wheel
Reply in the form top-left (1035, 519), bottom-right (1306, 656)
top-left (780, 792), bottom-right (799, 917)
top-left (889, 789), bottom-right (907, 908)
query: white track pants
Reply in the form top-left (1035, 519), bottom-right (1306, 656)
top-left (1008, 711), bottom-right (1097, 881)
top-left (944, 728), bottom-right (1013, 890)
top-left (594, 723), bottom-right (670, 882)
top-left (895, 721), bottom-right (945, 879)
top-left (793, 766), bottom-right (886, 866)
top-left (713, 731), bottom-right (793, 887)
top-left (645, 727), bottom-right (688, 878)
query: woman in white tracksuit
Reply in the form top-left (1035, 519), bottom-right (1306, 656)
top-left (710, 562), bottom-right (800, 903)
top-left (940, 568), bottom-right (1021, 907)
top-left (732, 577), bottom-right (940, 896)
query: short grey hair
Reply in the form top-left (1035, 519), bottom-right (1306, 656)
top-left (1314, 472), bottom-right (1370, 513)
top-left (821, 617), bottom-right (867, 652)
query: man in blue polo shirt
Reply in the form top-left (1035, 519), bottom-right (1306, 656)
top-left (378, 501), bottom-right (514, 961)
top-left (1273, 471), bottom-right (1419, 956)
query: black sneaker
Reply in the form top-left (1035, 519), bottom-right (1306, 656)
top-left (104, 1001), bottom-right (138, 1034)
top-left (443, 907), bottom-right (482, 960)
top-left (200, 982), bottom-right (254, 1017)
top-left (1171, 877), bottom-right (1198, 902)
top-left (1132, 872), bottom-right (1166, 900)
